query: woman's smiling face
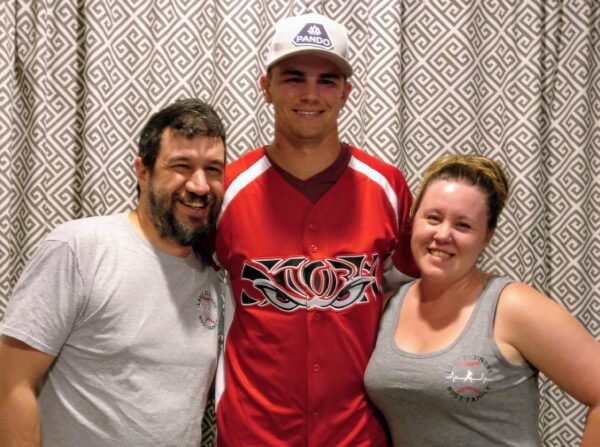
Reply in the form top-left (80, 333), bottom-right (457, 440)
top-left (411, 179), bottom-right (493, 284)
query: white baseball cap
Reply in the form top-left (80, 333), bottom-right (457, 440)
top-left (265, 13), bottom-right (353, 78)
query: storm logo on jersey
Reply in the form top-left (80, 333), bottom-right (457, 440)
top-left (240, 254), bottom-right (380, 312)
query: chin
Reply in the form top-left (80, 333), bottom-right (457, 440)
top-left (177, 208), bottom-right (208, 224)
top-left (419, 265), bottom-right (451, 280)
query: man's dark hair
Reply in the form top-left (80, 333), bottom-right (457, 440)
top-left (138, 98), bottom-right (226, 171)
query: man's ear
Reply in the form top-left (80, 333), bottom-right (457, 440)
top-left (134, 156), bottom-right (149, 193)
top-left (341, 81), bottom-right (352, 106)
top-left (259, 74), bottom-right (272, 103)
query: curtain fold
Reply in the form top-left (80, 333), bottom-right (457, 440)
top-left (1, 1), bottom-right (598, 445)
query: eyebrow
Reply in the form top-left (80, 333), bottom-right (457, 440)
top-left (320, 73), bottom-right (342, 80)
top-left (166, 155), bottom-right (191, 164)
top-left (280, 69), bottom-right (342, 80)
top-left (166, 155), bottom-right (225, 167)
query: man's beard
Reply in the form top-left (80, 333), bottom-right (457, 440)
top-left (146, 179), bottom-right (217, 247)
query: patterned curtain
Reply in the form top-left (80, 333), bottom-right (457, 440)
top-left (1, 1), bottom-right (598, 445)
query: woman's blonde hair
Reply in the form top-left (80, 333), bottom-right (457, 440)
top-left (411, 154), bottom-right (509, 230)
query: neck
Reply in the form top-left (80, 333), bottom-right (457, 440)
top-left (267, 134), bottom-right (342, 180)
top-left (128, 208), bottom-right (192, 258)
top-left (417, 269), bottom-right (488, 304)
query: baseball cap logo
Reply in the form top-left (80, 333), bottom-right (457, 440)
top-left (292, 23), bottom-right (333, 49)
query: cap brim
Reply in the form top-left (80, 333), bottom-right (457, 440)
top-left (267, 48), bottom-right (353, 78)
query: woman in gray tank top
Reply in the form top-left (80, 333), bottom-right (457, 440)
top-left (364, 154), bottom-right (600, 446)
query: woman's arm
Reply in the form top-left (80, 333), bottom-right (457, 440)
top-left (495, 282), bottom-right (600, 446)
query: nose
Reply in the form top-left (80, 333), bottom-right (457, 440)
top-left (186, 169), bottom-right (210, 195)
top-left (300, 80), bottom-right (319, 102)
top-left (433, 223), bottom-right (452, 243)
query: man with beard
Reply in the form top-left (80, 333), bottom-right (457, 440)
top-left (0, 99), bottom-right (225, 447)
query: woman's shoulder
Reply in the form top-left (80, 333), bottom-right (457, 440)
top-left (499, 280), bottom-right (550, 311)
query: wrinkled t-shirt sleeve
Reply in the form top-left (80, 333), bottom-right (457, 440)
top-left (0, 240), bottom-right (85, 356)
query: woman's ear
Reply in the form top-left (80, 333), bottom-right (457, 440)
top-left (485, 228), bottom-right (495, 245)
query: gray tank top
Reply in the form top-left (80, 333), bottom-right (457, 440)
top-left (364, 276), bottom-right (542, 446)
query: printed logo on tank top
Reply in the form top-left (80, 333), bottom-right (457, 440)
top-left (239, 254), bottom-right (380, 312)
top-left (445, 355), bottom-right (497, 403)
top-left (196, 290), bottom-right (217, 330)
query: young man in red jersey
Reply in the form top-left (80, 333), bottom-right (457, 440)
top-left (215, 13), bottom-right (418, 446)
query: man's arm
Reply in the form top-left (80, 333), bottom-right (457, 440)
top-left (0, 335), bottom-right (55, 447)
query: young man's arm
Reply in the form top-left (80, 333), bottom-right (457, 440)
top-left (0, 335), bottom-right (55, 447)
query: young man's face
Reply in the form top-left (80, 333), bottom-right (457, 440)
top-left (260, 54), bottom-right (352, 144)
top-left (137, 127), bottom-right (225, 246)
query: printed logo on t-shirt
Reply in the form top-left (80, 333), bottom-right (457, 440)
top-left (196, 291), bottom-right (217, 330)
top-left (445, 355), bottom-right (496, 403)
top-left (239, 254), bottom-right (379, 312)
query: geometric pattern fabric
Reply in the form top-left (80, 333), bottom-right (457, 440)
top-left (1, 1), bottom-right (598, 445)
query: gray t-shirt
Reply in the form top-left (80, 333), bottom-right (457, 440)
top-left (364, 276), bottom-right (542, 447)
top-left (1, 213), bottom-right (219, 446)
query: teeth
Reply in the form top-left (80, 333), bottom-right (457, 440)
top-left (181, 197), bottom-right (208, 209)
top-left (430, 249), bottom-right (451, 259)
top-left (297, 111), bottom-right (319, 116)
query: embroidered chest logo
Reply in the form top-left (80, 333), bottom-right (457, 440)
top-left (240, 254), bottom-right (379, 312)
top-left (292, 23), bottom-right (333, 49)
top-left (196, 290), bottom-right (217, 330)
top-left (445, 355), bottom-right (496, 403)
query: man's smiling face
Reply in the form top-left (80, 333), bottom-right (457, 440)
top-left (261, 54), bottom-right (352, 145)
top-left (140, 127), bottom-right (225, 246)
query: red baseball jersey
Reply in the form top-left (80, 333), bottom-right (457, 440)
top-left (215, 145), bottom-right (418, 446)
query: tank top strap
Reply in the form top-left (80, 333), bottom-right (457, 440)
top-left (380, 281), bottom-right (413, 349)
top-left (470, 275), bottom-right (514, 336)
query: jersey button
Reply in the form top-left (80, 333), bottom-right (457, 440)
top-left (308, 223), bottom-right (317, 231)
top-left (310, 245), bottom-right (318, 253)
top-left (313, 364), bottom-right (320, 372)
top-left (314, 313), bottom-right (321, 321)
